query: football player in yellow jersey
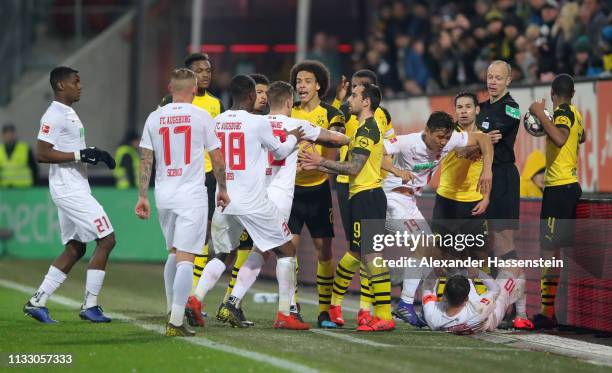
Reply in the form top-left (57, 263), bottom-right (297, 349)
top-left (300, 83), bottom-right (395, 332)
top-left (330, 69), bottom-right (396, 326)
top-left (289, 60), bottom-right (345, 328)
top-left (159, 53), bottom-right (224, 327)
top-left (528, 73), bottom-right (584, 330)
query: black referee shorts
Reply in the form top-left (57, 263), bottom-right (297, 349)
top-left (486, 163), bottom-right (520, 231)
top-left (432, 194), bottom-right (487, 245)
top-left (205, 171), bottom-right (216, 221)
top-left (288, 180), bottom-right (334, 238)
top-left (350, 188), bottom-right (386, 253)
top-left (336, 181), bottom-right (351, 241)
top-left (540, 182), bottom-right (582, 250)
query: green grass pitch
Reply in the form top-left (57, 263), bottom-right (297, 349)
top-left (0, 260), bottom-right (608, 373)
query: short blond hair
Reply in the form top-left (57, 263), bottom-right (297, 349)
top-left (169, 68), bottom-right (197, 92)
top-left (488, 60), bottom-right (511, 77)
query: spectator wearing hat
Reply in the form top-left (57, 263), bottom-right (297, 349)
top-left (0, 123), bottom-right (38, 188)
top-left (572, 36), bottom-right (603, 77)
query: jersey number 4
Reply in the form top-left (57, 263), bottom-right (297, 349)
top-left (217, 132), bottom-right (246, 170)
top-left (159, 126), bottom-right (191, 166)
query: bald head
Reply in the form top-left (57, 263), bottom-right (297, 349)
top-left (486, 60), bottom-right (512, 102)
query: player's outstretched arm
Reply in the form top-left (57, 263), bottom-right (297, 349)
top-left (134, 147), bottom-right (153, 220)
top-left (209, 148), bottom-right (230, 211)
top-left (299, 149), bottom-right (367, 176)
top-left (529, 99), bottom-right (569, 148)
top-left (313, 128), bottom-right (349, 148)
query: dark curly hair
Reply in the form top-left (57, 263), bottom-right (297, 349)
top-left (289, 60), bottom-right (331, 98)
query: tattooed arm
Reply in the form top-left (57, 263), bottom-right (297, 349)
top-left (135, 148), bottom-right (153, 219)
top-left (299, 149), bottom-right (368, 176)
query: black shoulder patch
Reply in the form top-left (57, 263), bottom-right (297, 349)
top-left (355, 117), bottom-right (381, 143)
top-left (503, 95), bottom-right (519, 108)
top-left (339, 102), bottom-right (351, 122)
top-left (159, 94), bottom-right (172, 107)
top-left (321, 101), bottom-right (345, 123)
top-left (379, 106), bottom-right (392, 123)
top-left (554, 103), bottom-right (575, 127)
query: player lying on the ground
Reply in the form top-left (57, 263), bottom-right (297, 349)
top-left (134, 68), bottom-right (229, 337)
top-left (422, 267), bottom-right (525, 334)
top-left (25, 66), bottom-right (117, 324)
top-left (191, 80), bottom-right (349, 329)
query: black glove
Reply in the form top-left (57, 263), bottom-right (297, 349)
top-left (80, 147), bottom-right (102, 165)
top-left (79, 147), bottom-right (116, 169)
top-left (99, 150), bottom-right (116, 169)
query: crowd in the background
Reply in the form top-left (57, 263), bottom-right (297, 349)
top-left (342, 0), bottom-right (612, 97)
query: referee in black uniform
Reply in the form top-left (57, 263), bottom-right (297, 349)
top-left (476, 60), bottom-right (521, 260)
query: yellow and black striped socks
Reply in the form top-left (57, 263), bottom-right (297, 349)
top-left (367, 260), bottom-right (391, 320)
top-left (330, 253), bottom-right (359, 307)
top-left (294, 255), bottom-right (300, 306)
top-left (436, 277), bottom-right (446, 301)
top-left (359, 264), bottom-right (374, 311)
top-left (541, 267), bottom-right (560, 318)
top-left (317, 260), bottom-right (334, 312)
top-left (223, 247), bottom-right (251, 302)
top-left (191, 244), bottom-right (209, 291)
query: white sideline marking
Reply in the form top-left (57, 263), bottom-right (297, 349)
top-left (0, 279), bottom-right (318, 373)
top-left (310, 329), bottom-right (392, 348)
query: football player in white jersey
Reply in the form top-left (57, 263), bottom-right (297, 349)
top-left (383, 111), bottom-right (493, 327)
top-left (24, 67), bottom-right (117, 324)
top-left (191, 81), bottom-right (348, 329)
top-left (422, 268), bottom-right (524, 334)
top-left (134, 68), bottom-right (229, 337)
top-left (194, 75), bottom-right (305, 329)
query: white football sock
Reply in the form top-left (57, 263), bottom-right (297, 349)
top-left (30, 266), bottom-right (67, 307)
top-left (194, 257), bottom-right (225, 302)
top-left (276, 256), bottom-right (296, 316)
top-left (401, 278), bottom-right (420, 304)
top-left (84, 269), bottom-right (106, 308)
top-left (169, 261), bottom-right (194, 326)
top-left (163, 253), bottom-right (177, 313)
top-left (231, 251), bottom-right (264, 301)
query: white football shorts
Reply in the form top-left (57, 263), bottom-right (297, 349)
top-left (385, 191), bottom-right (432, 235)
top-left (54, 192), bottom-right (114, 245)
top-left (211, 198), bottom-right (292, 254)
top-left (158, 206), bottom-right (207, 255)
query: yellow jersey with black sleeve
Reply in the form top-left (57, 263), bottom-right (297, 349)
top-left (292, 101), bottom-right (345, 186)
top-left (160, 91), bottom-right (224, 172)
top-left (348, 117), bottom-right (384, 198)
top-left (436, 125), bottom-right (484, 202)
top-left (545, 103), bottom-right (583, 187)
top-left (336, 102), bottom-right (395, 184)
